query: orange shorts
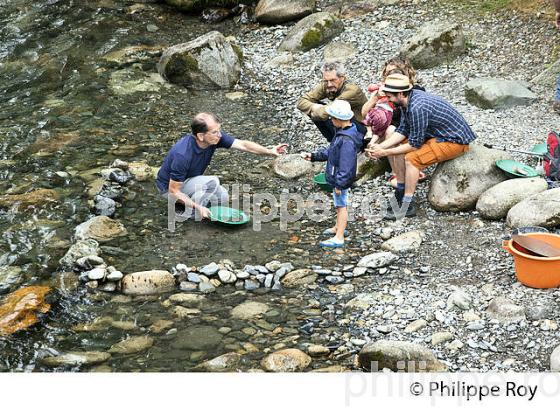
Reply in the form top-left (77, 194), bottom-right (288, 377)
top-left (405, 138), bottom-right (469, 170)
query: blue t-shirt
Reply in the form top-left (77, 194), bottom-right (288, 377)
top-left (156, 132), bottom-right (235, 193)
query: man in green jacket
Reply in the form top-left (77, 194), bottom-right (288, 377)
top-left (297, 60), bottom-right (367, 142)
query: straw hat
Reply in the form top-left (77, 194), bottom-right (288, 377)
top-left (381, 73), bottom-right (413, 93)
top-left (325, 99), bottom-right (353, 120)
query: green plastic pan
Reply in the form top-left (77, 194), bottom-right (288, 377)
top-left (207, 206), bottom-right (249, 225)
top-left (313, 172), bottom-right (333, 192)
top-left (495, 159), bottom-right (539, 178)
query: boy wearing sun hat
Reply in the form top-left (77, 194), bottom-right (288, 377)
top-left (302, 99), bottom-right (364, 248)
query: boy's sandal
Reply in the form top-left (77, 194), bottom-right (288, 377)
top-left (322, 228), bottom-right (349, 237)
top-left (319, 238), bottom-right (345, 248)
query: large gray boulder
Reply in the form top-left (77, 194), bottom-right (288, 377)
top-left (400, 21), bottom-right (466, 69)
top-left (163, 0), bottom-right (239, 12)
top-left (476, 177), bottom-right (548, 220)
top-left (278, 12), bottom-right (344, 52)
top-left (506, 188), bottom-right (560, 228)
top-left (158, 31), bottom-right (241, 90)
top-left (531, 58), bottom-right (560, 88)
top-left (428, 144), bottom-right (511, 212)
top-left (255, 0), bottom-right (315, 24)
top-left (358, 340), bottom-right (447, 372)
top-left (465, 78), bottom-right (537, 109)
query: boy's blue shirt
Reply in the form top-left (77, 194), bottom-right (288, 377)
top-left (311, 124), bottom-right (364, 190)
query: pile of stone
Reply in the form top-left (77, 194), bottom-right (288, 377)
top-left (172, 259), bottom-right (295, 293)
top-left (90, 159), bottom-right (133, 217)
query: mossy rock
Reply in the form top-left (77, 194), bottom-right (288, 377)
top-left (400, 21), bottom-right (466, 69)
top-left (356, 153), bottom-right (391, 182)
top-left (278, 12), bottom-right (344, 52)
top-left (158, 31), bottom-right (241, 90)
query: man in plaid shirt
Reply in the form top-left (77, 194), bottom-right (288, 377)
top-left (368, 74), bottom-right (476, 220)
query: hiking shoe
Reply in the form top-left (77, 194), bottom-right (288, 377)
top-left (383, 200), bottom-right (417, 220)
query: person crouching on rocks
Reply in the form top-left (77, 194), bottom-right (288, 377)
top-left (366, 74), bottom-right (476, 220)
top-left (301, 100), bottom-right (364, 248)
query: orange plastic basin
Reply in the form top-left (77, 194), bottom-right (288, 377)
top-left (502, 233), bottom-right (560, 288)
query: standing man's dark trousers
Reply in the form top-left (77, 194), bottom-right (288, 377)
top-left (313, 118), bottom-right (367, 142)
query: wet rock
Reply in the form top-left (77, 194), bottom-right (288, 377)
top-left (357, 252), bottom-right (398, 269)
top-left (187, 272), bottom-right (201, 283)
top-left (323, 41), bottom-right (356, 62)
top-left (75, 255), bottom-right (105, 271)
top-left (0, 266), bottom-right (24, 295)
top-left (551, 344), bottom-right (560, 371)
top-left (87, 178), bottom-right (105, 199)
top-left (404, 319), bottom-right (427, 333)
top-left (167, 293), bottom-right (205, 307)
top-left (380, 231), bottom-right (423, 253)
top-left (158, 31), bottom-right (241, 90)
top-left (278, 12), bottom-right (344, 52)
top-left (244, 279), bottom-right (260, 290)
top-left (255, 0), bottom-right (314, 24)
top-left (358, 340), bottom-right (447, 372)
top-left (109, 336), bottom-right (154, 354)
top-left (199, 262), bottom-right (219, 276)
top-left (351, 267), bottom-right (368, 277)
top-left (231, 301), bottom-right (269, 319)
top-left (121, 270), bottom-right (175, 295)
top-left (506, 188), bottom-right (560, 228)
top-left (108, 69), bottom-right (165, 95)
top-left (180, 282), bottom-right (198, 292)
top-left (281, 269), bottom-right (318, 288)
top-left (311, 365), bottom-right (347, 372)
top-left (199, 282), bottom-right (216, 293)
top-left (447, 289), bottom-right (472, 311)
top-left (265, 260), bottom-right (282, 272)
top-left (273, 154), bottom-right (314, 179)
top-left (149, 319), bottom-right (174, 334)
top-left (93, 195), bottom-right (116, 217)
top-left (476, 177), bottom-right (548, 220)
top-left (486, 297), bottom-right (525, 323)
top-left (40, 352), bottom-right (111, 367)
top-left (196, 352), bottom-right (242, 372)
top-left (171, 326), bottom-right (223, 350)
top-left (307, 344), bottom-right (331, 357)
top-left (218, 269), bottom-right (237, 284)
top-left (99, 183), bottom-right (124, 200)
top-left (400, 21), bottom-right (465, 69)
top-left (106, 270), bottom-right (124, 282)
top-left (261, 348), bottom-right (312, 372)
top-left (201, 8), bottom-right (231, 23)
top-left (172, 305), bottom-right (200, 319)
top-left (108, 168), bottom-right (133, 184)
top-left (127, 161), bottom-right (154, 182)
top-left (87, 268), bottom-right (106, 281)
top-left (465, 78), bottom-right (537, 109)
top-left (0, 188), bottom-right (60, 210)
top-left (0, 286), bottom-right (51, 335)
top-left (75, 216), bottom-right (127, 243)
top-left (102, 45), bottom-right (163, 68)
top-left (429, 145), bottom-right (511, 212)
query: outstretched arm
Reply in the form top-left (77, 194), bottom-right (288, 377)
top-left (231, 139), bottom-right (288, 157)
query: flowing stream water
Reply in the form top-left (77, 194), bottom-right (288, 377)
top-left (0, 0), bottom-right (367, 371)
